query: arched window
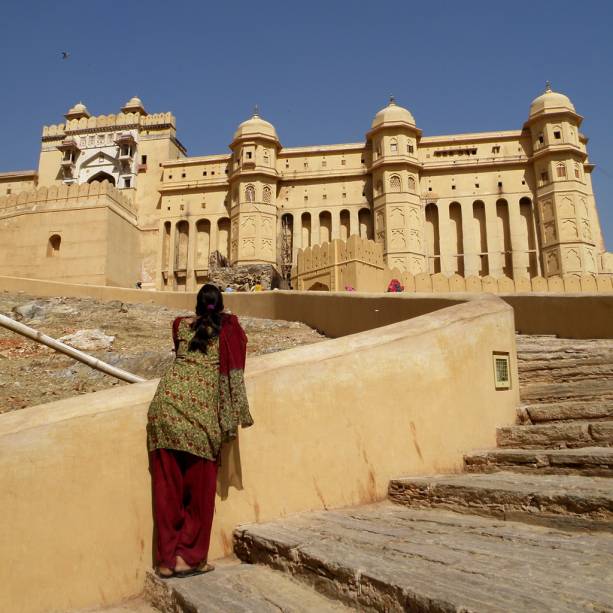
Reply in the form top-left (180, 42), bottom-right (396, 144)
top-left (47, 234), bottom-right (61, 257)
top-left (407, 176), bottom-right (416, 191)
top-left (245, 184), bottom-right (255, 203)
top-left (389, 174), bottom-right (401, 192)
top-left (390, 138), bottom-right (398, 154)
top-left (556, 163), bottom-right (567, 179)
top-left (574, 162), bottom-right (581, 179)
top-left (262, 185), bottom-right (272, 204)
top-left (87, 171), bottom-right (115, 186)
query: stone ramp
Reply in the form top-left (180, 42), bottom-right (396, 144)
top-left (464, 446), bottom-right (613, 476)
top-left (233, 503), bottom-right (613, 612)
top-left (145, 559), bottom-right (350, 612)
top-left (388, 472), bottom-right (613, 531)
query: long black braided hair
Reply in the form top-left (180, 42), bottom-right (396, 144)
top-left (188, 284), bottom-right (224, 353)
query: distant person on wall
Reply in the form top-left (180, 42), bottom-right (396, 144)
top-left (135, 281), bottom-right (142, 289)
top-left (147, 284), bottom-right (253, 578)
top-left (387, 278), bottom-right (404, 293)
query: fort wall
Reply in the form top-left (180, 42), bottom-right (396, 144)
top-left (0, 296), bottom-right (518, 613)
top-left (1, 275), bottom-right (612, 338)
top-left (293, 236), bottom-right (613, 294)
top-left (0, 182), bottom-right (139, 286)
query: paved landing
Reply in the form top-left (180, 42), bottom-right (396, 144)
top-left (235, 502), bottom-right (613, 612)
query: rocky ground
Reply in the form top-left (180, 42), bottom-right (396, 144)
top-left (0, 292), bottom-right (326, 413)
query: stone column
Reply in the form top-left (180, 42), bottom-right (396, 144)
top-left (292, 216), bottom-right (302, 264)
top-left (461, 200), bottom-right (479, 277)
top-left (331, 210), bottom-right (340, 240)
top-left (508, 198), bottom-right (527, 280)
top-left (437, 202), bottom-right (453, 274)
top-left (210, 219), bottom-right (219, 259)
top-left (168, 222), bottom-right (177, 291)
top-left (311, 212), bottom-right (320, 247)
top-left (156, 220), bottom-right (166, 291)
top-left (350, 209), bottom-right (359, 237)
top-left (484, 200), bottom-right (502, 277)
top-left (186, 219), bottom-right (197, 291)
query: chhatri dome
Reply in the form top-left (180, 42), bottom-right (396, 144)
top-left (64, 101), bottom-right (91, 120)
top-left (122, 96), bottom-right (147, 115)
top-left (371, 96), bottom-right (416, 129)
top-left (529, 82), bottom-right (576, 118)
top-left (233, 107), bottom-right (278, 141)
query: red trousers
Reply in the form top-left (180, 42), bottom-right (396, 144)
top-left (149, 448), bottom-right (217, 569)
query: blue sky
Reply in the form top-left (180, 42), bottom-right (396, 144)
top-left (1, 0), bottom-right (612, 246)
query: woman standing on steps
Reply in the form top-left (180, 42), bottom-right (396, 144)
top-left (147, 283), bottom-right (253, 578)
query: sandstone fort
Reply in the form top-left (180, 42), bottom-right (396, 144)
top-left (0, 85), bottom-right (611, 292)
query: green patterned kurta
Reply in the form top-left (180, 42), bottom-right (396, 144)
top-left (147, 319), bottom-right (223, 460)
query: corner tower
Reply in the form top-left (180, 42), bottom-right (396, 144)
top-left (526, 84), bottom-right (602, 276)
top-left (228, 109), bottom-right (280, 265)
top-left (366, 98), bottom-right (424, 273)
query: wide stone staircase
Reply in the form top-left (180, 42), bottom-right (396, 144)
top-left (147, 335), bottom-right (613, 612)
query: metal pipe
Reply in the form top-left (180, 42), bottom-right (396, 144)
top-left (0, 313), bottom-right (146, 384)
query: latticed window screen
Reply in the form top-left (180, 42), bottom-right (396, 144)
top-left (493, 354), bottom-right (511, 389)
top-left (390, 175), bottom-right (401, 192)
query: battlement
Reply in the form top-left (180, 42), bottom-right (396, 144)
top-left (294, 236), bottom-right (613, 293)
top-left (42, 112), bottom-right (176, 139)
top-left (0, 180), bottom-right (136, 221)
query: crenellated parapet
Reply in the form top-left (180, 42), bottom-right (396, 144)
top-left (294, 236), bottom-right (613, 293)
top-left (42, 112), bottom-right (176, 140)
top-left (0, 180), bottom-right (136, 222)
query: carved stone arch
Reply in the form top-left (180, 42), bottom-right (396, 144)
top-left (389, 137), bottom-right (398, 154)
top-left (88, 171), bottom-right (116, 185)
top-left (245, 184), bottom-right (255, 203)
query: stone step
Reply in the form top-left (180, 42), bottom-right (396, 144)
top-left (234, 503), bottom-right (613, 612)
top-left (145, 559), bottom-right (350, 612)
top-left (520, 379), bottom-right (613, 404)
top-left (518, 399), bottom-right (613, 423)
top-left (497, 420), bottom-right (613, 449)
top-left (388, 472), bottom-right (613, 531)
top-left (518, 362), bottom-right (613, 385)
top-left (464, 446), bottom-right (613, 476)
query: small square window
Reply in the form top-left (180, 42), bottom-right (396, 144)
top-left (540, 172), bottom-right (548, 183)
top-left (451, 185), bottom-right (456, 190)
top-left (141, 155), bottom-right (147, 164)
top-left (168, 175), bottom-right (173, 180)
top-left (342, 193), bottom-right (347, 198)
top-left (408, 145), bottom-right (414, 153)
top-left (538, 135), bottom-right (544, 144)
top-left (323, 194), bottom-right (327, 200)
top-left (554, 131), bottom-right (561, 139)
top-left (322, 160), bottom-right (327, 167)
top-left (203, 171), bottom-right (207, 176)
top-left (7, 188), bottom-right (11, 194)
top-left (181, 173), bottom-right (186, 178)
top-left (211, 171), bottom-right (215, 175)
top-left (246, 152), bottom-right (252, 159)
top-left (522, 180), bottom-right (526, 185)
top-left (475, 183), bottom-right (479, 188)
top-left (341, 159), bottom-right (346, 166)
top-left (428, 187), bottom-right (432, 192)
top-left (493, 353), bottom-right (511, 390)
top-left (124, 178), bottom-right (131, 188)
top-left (498, 181), bottom-right (503, 188)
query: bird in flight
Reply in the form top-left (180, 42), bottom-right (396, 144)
top-left (61, 51), bottom-right (70, 60)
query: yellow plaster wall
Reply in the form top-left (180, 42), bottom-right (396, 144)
top-left (0, 296), bottom-right (518, 613)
